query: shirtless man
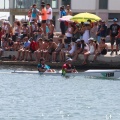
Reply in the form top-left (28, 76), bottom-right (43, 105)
top-left (66, 5), bottom-right (72, 15)
top-left (34, 38), bottom-right (43, 62)
top-left (13, 37), bottom-right (21, 51)
top-left (91, 38), bottom-right (108, 62)
top-left (48, 20), bottom-right (54, 39)
top-left (43, 38), bottom-right (57, 61)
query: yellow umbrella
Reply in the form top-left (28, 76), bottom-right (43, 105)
top-left (70, 12), bottom-right (101, 23)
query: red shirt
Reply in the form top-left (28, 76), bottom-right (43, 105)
top-left (30, 41), bottom-right (37, 51)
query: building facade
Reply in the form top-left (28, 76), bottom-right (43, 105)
top-left (1, 0), bottom-right (120, 31)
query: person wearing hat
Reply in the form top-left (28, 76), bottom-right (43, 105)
top-left (82, 37), bottom-right (96, 65)
top-left (110, 18), bottom-right (120, 55)
top-left (72, 39), bottom-right (87, 61)
top-left (37, 57), bottom-right (55, 72)
top-left (61, 57), bottom-right (77, 75)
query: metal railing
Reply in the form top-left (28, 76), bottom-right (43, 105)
top-left (13, 0), bottom-right (58, 9)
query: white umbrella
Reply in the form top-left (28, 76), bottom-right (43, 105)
top-left (58, 15), bottom-right (73, 22)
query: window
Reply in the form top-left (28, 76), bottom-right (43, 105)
top-left (14, 0), bottom-right (58, 9)
top-left (62, 0), bottom-right (71, 6)
top-left (108, 13), bottom-right (120, 21)
top-left (41, 0), bottom-right (58, 8)
top-left (99, 0), bottom-right (108, 9)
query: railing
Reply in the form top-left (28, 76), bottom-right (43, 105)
top-left (12, 0), bottom-right (58, 9)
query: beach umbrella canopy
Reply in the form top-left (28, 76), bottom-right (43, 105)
top-left (70, 12), bottom-right (101, 23)
top-left (58, 15), bottom-right (73, 22)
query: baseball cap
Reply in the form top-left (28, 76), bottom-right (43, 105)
top-left (113, 18), bottom-right (118, 22)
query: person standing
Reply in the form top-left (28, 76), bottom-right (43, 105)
top-left (82, 22), bottom-right (91, 44)
top-left (66, 5), bottom-right (72, 15)
top-left (90, 22), bottom-right (98, 40)
top-left (31, 4), bottom-right (39, 22)
top-left (65, 22), bottom-right (74, 44)
top-left (110, 18), bottom-right (120, 55)
top-left (46, 3), bottom-right (53, 26)
top-left (100, 20), bottom-right (107, 38)
top-left (60, 6), bottom-right (66, 37)
top-left (40, 3), bottom-right (47, 35)
top-left (96, 20), bottom-right (102, 43)
top-left (48, 20), bottom-right (54, 39)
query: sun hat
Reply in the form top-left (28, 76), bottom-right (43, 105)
top-left (88, 37), bottom-right (94, 41)
top-left (76, 39), bottom-right (81, 42)
top-left (66, 57), bottom-right (72, 62)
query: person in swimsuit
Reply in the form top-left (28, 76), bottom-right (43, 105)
top-left (43, 38), bottom-right (57, 61)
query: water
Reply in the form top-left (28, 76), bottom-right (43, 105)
top-left (0, 66), bottom-right (120, 120)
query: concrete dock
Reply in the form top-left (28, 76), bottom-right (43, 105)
top-left (1, 50), bottom-right (120, 69)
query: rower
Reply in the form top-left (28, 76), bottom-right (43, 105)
top-left (37, 58), bottom-right (55, 72)
top-left (62, 58), bottom-right (78, 75)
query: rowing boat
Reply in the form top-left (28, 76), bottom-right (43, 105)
top-left (12, 69), bottom-right (120, 79)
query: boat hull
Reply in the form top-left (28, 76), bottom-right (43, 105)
top-left (12, 69), bottom-right (120, 79)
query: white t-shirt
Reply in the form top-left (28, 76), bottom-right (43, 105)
top-left (47, 7), bottom-right (52, 20)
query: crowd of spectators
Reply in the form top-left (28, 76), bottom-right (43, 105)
top-left (0, 1), bottom-right (119, 64)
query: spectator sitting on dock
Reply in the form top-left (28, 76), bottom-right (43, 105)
top-left (27, 37), bottom-right (37, 61)
top-left (82, 37), bottom-right (96, 65)
top-left (65, 38), bottom-right (77, 57)
top-left (52, 38), bottom-right (64, 62)
top-left (34, 38), bottom-right (43, 62)
top-left (43, 38), bottom-right (57, 62)
top-left (90, 38), bottom-right (108, 63)
top-left (6, 38), bottom-right (14, 51)
top-left (72, 39), bottom-right (88, 61)
top-left (59, 39), bottom-right (71, 62)
top-left (17, 37), bottom-right (30, 61)
top-left (13, 37), bottom-right (21, 51)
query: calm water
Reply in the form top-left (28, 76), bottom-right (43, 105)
top-left (0, 66), bottom-right (120, 120)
